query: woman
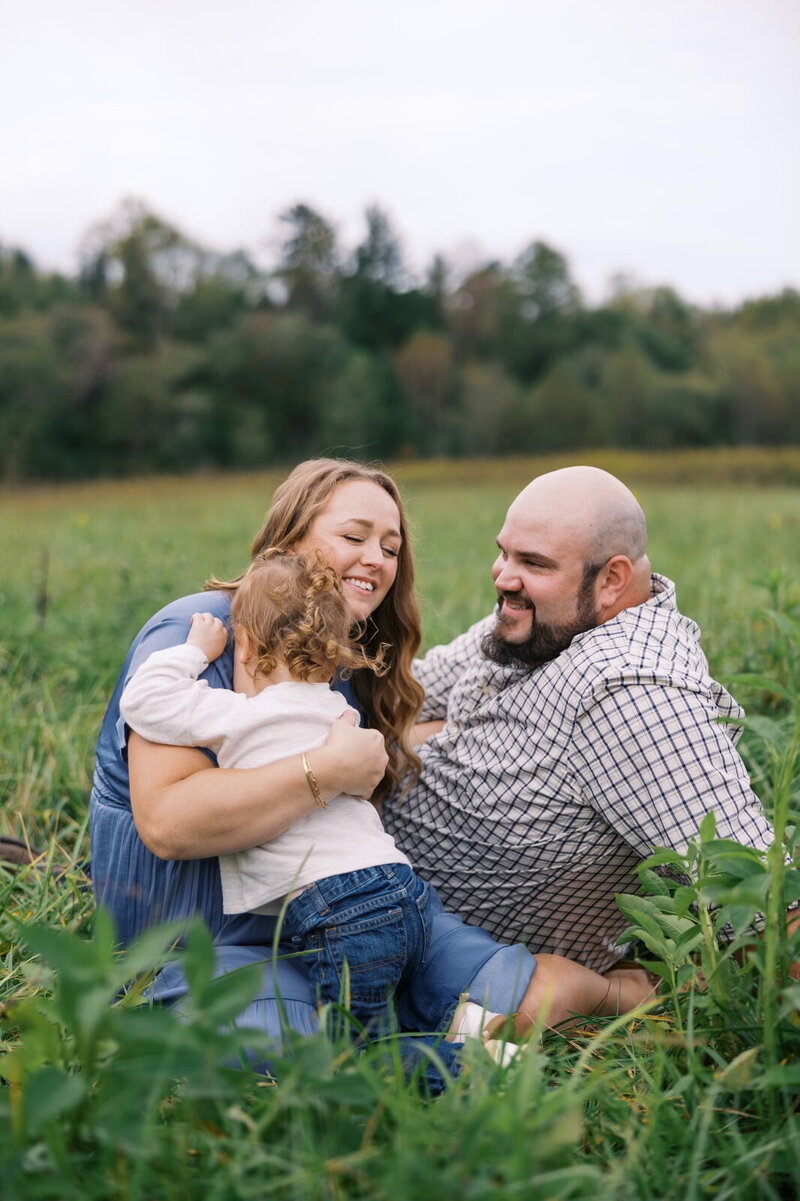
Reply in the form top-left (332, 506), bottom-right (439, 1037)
top-left (90, 458), bottom-right (536, 1051)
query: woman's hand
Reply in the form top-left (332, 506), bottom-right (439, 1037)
top-left (321, 711), bottom-right (388, 800)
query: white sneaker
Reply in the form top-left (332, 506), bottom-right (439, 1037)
top-left (484, 1036), bottom-right (524, 1067)
top-left (446, 999), bottom-right (524, 1065)
top-left (446, 999), bottom-right (501, 1041)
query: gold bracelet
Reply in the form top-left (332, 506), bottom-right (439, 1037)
top-left (301, 753), bottom-right (327, 809)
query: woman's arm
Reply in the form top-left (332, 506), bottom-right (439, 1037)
top-left (129, 713), bottom-right (388, 860)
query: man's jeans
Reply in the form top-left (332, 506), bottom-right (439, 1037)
top-left (283, 862), bottom-right (449, 1033)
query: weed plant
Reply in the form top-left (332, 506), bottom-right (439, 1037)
top-left (1, 453), bottom-right (799, 1199)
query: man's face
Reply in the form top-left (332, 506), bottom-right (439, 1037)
top-left (483, 502), bottom-right (601, 668)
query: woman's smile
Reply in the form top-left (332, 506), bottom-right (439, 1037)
top-left (343, 576), bottom-right (375, 592)
top-left (294, 480), bottom-right (402, 619)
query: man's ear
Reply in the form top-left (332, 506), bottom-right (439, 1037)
top-left (595, 555), bottom-right (634, 617)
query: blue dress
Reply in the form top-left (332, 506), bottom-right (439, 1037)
top-left (90, 592), bottom-right (535, 1055)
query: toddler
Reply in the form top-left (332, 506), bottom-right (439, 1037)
top-left (121, 550), bottom-right (446, 1035)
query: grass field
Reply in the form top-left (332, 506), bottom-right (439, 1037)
top-left (1, 450), bottom-right (799, 1199)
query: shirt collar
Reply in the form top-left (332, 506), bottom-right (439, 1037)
top-left (648, 572), bottom-right (676, 607)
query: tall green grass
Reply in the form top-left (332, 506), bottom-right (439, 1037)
top-left (1, 453), bottom-right (799, 1199)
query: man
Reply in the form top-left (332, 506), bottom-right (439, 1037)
top-left (383, 465), bottom-right (774, 981)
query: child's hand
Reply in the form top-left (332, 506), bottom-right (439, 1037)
top-left (187, 612), bottom-right (228, 663)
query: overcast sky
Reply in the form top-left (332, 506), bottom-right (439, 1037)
top-left (4, 0), bottom-right (798, 306)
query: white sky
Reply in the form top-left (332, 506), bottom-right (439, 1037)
top-left (3, 0), bottom-right (799, 306)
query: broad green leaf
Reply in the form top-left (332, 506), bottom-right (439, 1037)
top-left (702, 840), bottom-right (767, 878)
top-left (651, 913), bottom-right (696, 940)
top-left (781, 870), bottom-right (800, 906)
top-left (701, 875), bottom-right (769, 902)
top-left (673, 929), bottom-right (704, 956)
top-left (637, 868), bottom-right (672, 897)
top-left (614, 928), bottom-right (671, 963)
top-left (640, 848), bottom-right (690, 872)
top-left (698, 811), bottom-right (717, 842)
top-left (676, 964), bottom-right (699, 988)
top-left (725, 673), bottom-right (793, 703)
top-left (91, 907), bottom-right (119, 963)
top-left (712, 904), bottom-right (763, 935)
top-left (111, 918), bottom-right (187, 994)
top-left (15, 922), bottom-right (100, 982)
top-left (646, 895), bottom-right (683, 915)
top-left (22, 1065), bottom-right (86, 1137)
top-left (1, 1002), bottom-right (62, 1073)
top-left (763, 608), bottom-right (800, 642)
top-left (184, 961), bottom-right (264, 1027)
top-left (614, 894), bottom-right (672, 941)
top-left (631, 960), bottom-right (671, 982)
top-left (179, 921), bottom-right (217, 998)
top-left (740, 715), bottom-right (792, 753)
top-left (672, 886), bottom-right (697, 918)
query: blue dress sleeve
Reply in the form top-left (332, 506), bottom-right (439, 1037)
top-left (89, 590), bottom-right (275, 949)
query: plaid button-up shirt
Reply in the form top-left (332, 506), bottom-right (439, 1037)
top-left (382, 575), bottom-right (773, 973)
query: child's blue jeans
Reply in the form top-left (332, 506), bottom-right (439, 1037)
top-left (282, 862), bottom-right (451, 1034)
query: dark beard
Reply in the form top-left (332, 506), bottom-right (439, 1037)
top-left (481, 572), bottom-right (599, 670)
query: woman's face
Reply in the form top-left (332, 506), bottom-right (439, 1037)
top-left (293, 479), bottom-right (402, 621)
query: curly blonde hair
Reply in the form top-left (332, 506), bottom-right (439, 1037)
top-left (231, 550), bottom-right (386, 684)
top-left (207, 458), bottom-right (424, 800)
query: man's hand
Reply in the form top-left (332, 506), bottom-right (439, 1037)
top-left (187, 612), bottom-right (228, 663)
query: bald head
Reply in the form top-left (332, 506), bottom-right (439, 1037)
top-left (510, 466), bottom-right (647, 567)
top-left (494, 466), bottom-right (651, 631)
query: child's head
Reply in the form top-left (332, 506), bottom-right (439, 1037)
top-left (230, 549), bottom-right (386, 684)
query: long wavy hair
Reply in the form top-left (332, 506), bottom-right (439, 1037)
top-left (206, 458), bottom-right (424, 799)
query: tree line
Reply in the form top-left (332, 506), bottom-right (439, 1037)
top-left (1, 198), bottom-right (798, 481)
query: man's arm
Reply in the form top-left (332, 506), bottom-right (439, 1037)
top-left (572, 683), bottom-right (800, 976)
top-left (570, 682), bottom-right (773, 857)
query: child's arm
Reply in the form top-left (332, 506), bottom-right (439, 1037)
top-left (120, 613), bottom-right (229, 750)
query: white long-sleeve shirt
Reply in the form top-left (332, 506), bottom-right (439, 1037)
top-left (120, 643), bottom-right (409, 914)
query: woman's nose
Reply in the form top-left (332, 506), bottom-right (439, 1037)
top-left (359, 538), bottom-right (383, 566)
